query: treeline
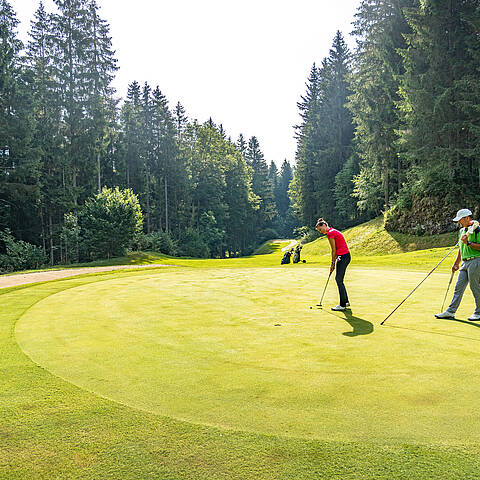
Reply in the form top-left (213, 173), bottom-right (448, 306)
top-left (292, 0), bottom-right (480, 233)
top-left (0, 0), bottom-right (295, 267)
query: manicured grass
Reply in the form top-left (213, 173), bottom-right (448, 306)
top-left (2, 242), bottom-right (480, 479)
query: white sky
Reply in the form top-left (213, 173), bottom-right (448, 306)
top-left (14, 0), bottom-right (360, 167)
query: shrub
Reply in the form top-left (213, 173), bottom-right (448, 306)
top-left (134, 231), bottom-right (177, 256)
top-left (178, 228), bottom-right (210, 258)
top-left (79, 187), bottom-right (143, 260)
top-left (0, 230), bottom-right (46, 272)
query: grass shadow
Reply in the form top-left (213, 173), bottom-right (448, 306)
top-left (341, 310), bottom-right (374, 337)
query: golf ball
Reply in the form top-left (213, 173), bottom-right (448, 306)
top-left (309, 306), bottom-right (312, 309)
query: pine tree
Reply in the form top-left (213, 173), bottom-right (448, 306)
top-left (84, 0), bottom-right (118, 194)
top-left (0, 0), bottom-right (40, 244)
top-left (394, 0), bottom-right (480, 230)
top-left (121, 81), bottom-right (143, 192)
top-left (173, 101), bottom-right (188, 137)
top-left (26, 1), bottom-right (65, 262)
top-left (236, 133), bottom-right (247, 156)
top-left (349, 0), bottom-right (413, 214)
top-left (52, 0), bottom-right (91, 205)
top-left (291, 33), bottom-right (354, 227)
top-left (245, 136), bottom-right (276, 232)
top-left (291, 64), bottom-right (320, 225)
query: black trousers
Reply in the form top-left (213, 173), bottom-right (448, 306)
top-left (335, 252), bottom-right (351, 307)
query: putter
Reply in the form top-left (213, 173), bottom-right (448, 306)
top-left (381, 243), bottom-right (459, 325)
top-left (441, 270), bottom-right (455, 312)
top-left (316, 271), bottom-right (333, 307)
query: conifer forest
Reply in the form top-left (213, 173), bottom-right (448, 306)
top-left (1, 0), bottom-right (480, 269)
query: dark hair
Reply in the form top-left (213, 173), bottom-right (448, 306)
top-left (316, 217), bottom-right (327, 227)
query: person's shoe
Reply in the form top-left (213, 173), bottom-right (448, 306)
top-left (332, 305), bottom-right (346, 311)
top-left (468, 313), bottom-right (480, 321)
top-left (435, 311), bottom-right (455, 319)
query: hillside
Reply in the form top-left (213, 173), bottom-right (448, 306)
top-left (301, 217), bottom-right (458, 257)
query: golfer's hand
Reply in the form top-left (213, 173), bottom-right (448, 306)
top-left (461, 234), bottom-right (469, 244)
top-left (330, 263), bottom-right (335, 273)
top-left (452, 263), bottom-right (460, 272)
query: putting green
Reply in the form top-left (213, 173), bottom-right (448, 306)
top-left (15, 266), bottom-right (480, 445)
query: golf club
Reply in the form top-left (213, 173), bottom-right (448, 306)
top-left (381, 243), bottom-right (458, 325)
top-left (317, 270), bottom-right (333, 307)
top-left (441, 270), bottom-right (455, 312)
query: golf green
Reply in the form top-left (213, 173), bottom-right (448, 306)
top-left (15, 266), bottom-right (480, 446)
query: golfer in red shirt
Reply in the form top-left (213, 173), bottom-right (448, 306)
top-left (315, 218), bottom-right (351, 311)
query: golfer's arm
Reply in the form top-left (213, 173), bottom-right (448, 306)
top-left (469, 242), bottom-right (480, 251)
top-left (328, 238), bottom-right (337, 263)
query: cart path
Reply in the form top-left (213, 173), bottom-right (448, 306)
top-left (281, 239), bottom-right (298, 252)
top-left (0, 263), bottom-right (172, 290)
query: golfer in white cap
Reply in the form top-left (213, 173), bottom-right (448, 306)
top-left (435, 208), bottom-right (480, 321)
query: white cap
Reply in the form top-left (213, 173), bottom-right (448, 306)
top-left (453, 209), bottom-right (472, 222)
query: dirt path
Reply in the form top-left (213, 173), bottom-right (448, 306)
top-left (0, 264), bottom-right (171, 290)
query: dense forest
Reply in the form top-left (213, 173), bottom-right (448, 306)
top-left (2, 0), bottom-right (479, 270)
top-left (0, 0), bottom-right (296, 268)
top-left (292, 0), bottom-right (480, 234)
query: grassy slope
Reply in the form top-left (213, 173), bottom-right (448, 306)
top-left (301, 216), bottom-right (458, 257)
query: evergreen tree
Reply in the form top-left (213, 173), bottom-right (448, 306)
top-left (290, 64), bottom-right (320, 225)
top-left (84, 0), bottom-right (118, 194)
top-left (121, 81), bottom-right (143, 192)
top-left (0, 0), bottom-right (40, 244)
top-left (51, 0), bottom-right (91, 205)
top-left (26, 1), bottom-right (65, 262)
top-left (291, 32), bottom-right (353, 227)
top-left (349, 0), bottom-right (413, 214)
top-left (236, 133), bottom-right (247, 156)
top-left (245, 136), bottom-right (276, 232)
top-left (392, 0), bottom-right (480, 231)
top-left (173, 101), bottom-right (188, 137)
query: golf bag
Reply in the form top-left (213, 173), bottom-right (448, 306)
top-left (281, 250), bottom-right (292, 265)
top-left (292, 246), bottom-right (302, 264)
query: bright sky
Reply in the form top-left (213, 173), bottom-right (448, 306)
top-left (14, 0), bottom-right (360, 167)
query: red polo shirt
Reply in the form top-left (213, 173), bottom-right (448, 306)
top-left (326, 228), bottom-right (349, 255)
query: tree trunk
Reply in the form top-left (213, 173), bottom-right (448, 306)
top-left (97, 152), bottom-right (101, 193)
top-left (48, 213), bottom-right (54, 266)
top-left (164, 176), bottom-right (169, 233)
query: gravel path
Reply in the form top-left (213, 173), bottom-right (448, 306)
top-left (0, 263), bottom-right (171, 290)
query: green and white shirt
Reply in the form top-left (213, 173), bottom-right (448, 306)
top-left (459, 225), bottom-right (480, 260)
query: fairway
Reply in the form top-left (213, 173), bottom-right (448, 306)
top-left (15, 265), bottom-right (480, 446)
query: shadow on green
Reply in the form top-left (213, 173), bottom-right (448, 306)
top-left (324, 309), bottom-right (374, 337)
top-left (341, 310), bottom-right (374, 337)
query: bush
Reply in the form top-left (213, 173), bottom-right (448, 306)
top-left (134, 231), bottom-right (177, 256)
top-left (178, 228), bottom-right (210, 258)
top-left (0, 230), bottom-right (46, 272)
top-left (79, 187), bottom-right (143, 260)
